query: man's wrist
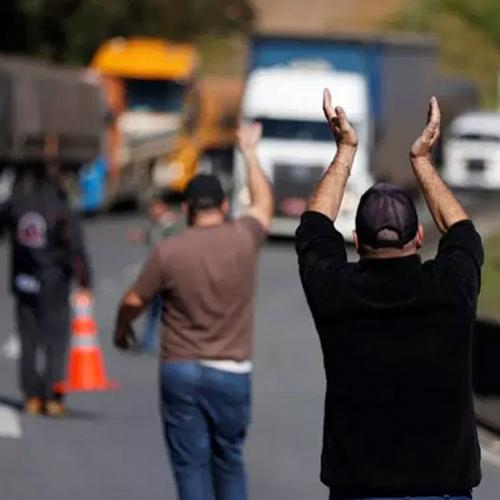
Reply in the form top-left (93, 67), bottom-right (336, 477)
top-left (333, 144), bottom-right (356, 171)
top-left (410, 153), bottom-right (433, 166)
top-left (337, 143), bottom-right (357, 152)
top-left (338, 141), bottom-right (358, 151)
top-left (241, 149), bottom-right (258, 161)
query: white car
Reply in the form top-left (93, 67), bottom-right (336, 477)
top-left (442, 112), bottom-right (500, 189)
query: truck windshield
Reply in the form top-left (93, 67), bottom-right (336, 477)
top-left (258, 118), bottom-right (337, 142)
top-left (125, 79), bottom-right (186, 113)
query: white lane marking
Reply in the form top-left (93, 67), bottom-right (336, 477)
top-left (0, 405), bottom-right (22, 439)
top-left (482, 446), bottom-right (500, 469)
top-left (1, 334), bottom-right (20, 360)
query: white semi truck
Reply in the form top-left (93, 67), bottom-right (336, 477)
top-left (232, 33), bottom-right (478, 238)
top-left (233, 63), bottom-right (373, 238)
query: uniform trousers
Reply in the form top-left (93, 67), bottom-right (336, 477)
top-left (15, 285), bottom-right (70, 401)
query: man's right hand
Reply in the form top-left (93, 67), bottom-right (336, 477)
top-left (409, 96), bottom-right (469, 233)
top-left (410, 96), bottom-right (441, 160)
top-left (113, 323), bottom-right (137, 351)
top-left (323, 89), bottom-right (358, 149)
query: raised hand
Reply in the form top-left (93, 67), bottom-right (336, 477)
top-left (237, 121), bottom-right (274, 230)
top-left (237, 122), bottom-right (262, 154)
top-left (322, 88), bottom-right (358, 148)
top-left (410, 97), bottom-right (441, 160)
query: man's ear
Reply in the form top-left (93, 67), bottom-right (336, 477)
top-left (221, 199), bottom-right (230, 215)
top-left (181, 202), bottom-right (188, 214)
top-left (353, 230), bottom-right (360, 253)
top-left (416, 224), bottom-right (424, 249)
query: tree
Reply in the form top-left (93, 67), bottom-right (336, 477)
top-left (0, 0), bottom-right (254, 64)
top-left (389, 0), bottom-right (500, 107)
top-left (442, 0), bottom-right (500, 47)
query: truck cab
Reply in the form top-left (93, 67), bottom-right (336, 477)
top-left (233, 63), bottom-right (373, 238)
top-left (88, 37), bottom-right (198, 205)
top-left (442, 112), bottom-right (500, 190)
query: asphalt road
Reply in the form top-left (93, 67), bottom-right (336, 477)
top-left (0, 212), bottom-right (500, 499)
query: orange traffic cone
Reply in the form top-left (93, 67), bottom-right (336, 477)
top-left (53, 291), bottom-right (118, 393)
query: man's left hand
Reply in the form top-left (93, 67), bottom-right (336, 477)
top-left (410, 96), bottom-right (441, 160)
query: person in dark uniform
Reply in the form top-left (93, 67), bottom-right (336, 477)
top-left (0, 164), bottom-right (92, 417)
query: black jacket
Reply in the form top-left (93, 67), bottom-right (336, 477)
top-left (296, 211), bottom-right (483, 498)
top-left (0, 179), bottom-right (91, 296)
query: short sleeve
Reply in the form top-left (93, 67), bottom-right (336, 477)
top-left (132, 246), bottom-right (165, 300)
top-left (295, 211), bottom-right (348, 310)
top-left (435, 220), bottom-right (484, 303)
top-left (236, 215), bottom-right (267, 247)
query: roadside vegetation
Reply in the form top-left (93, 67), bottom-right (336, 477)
top-left (0, 0), bottom-right (254, 64)
top-left (479, 232), bottom-right (500, 321)
top-left (388, 0), bottom-right (500, 108)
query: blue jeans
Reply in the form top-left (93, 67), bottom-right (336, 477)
top-left (160, 361), bottom-right (251, 500)
top-left (140, 295), bottom-right (162, 352)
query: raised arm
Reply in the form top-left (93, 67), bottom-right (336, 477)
top-left (237, 123), bottom-right (274, 230)
top-left (410, 97), bottom-right (469, 233)
top-left (306, 89), bottom-right (358, 221)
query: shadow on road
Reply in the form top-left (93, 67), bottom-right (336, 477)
top-left (0, 395), bottom-right (23, 411)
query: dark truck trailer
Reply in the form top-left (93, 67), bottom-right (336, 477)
top-left (249, 33), bottom-right (479, 189)
top-left (0, 56), bottom-right (105, 168)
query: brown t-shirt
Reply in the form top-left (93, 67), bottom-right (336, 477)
top-left (132, 216), bottom-right (267, 362)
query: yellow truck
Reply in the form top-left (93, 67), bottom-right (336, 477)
top-left (89, 37), bottom-right (199, 206)
top-left (83, 37), bottom-right (243, 209)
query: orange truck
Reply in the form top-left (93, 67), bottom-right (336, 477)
top-left (82, 37), bottom-right (243, 210)
top-left (87, 37), bottom-right (199, 207)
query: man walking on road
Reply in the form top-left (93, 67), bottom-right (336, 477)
top-left (113, 123), bottom-right (273, 500)
top-left (296, 91), bottom-right (483, 499)
top-left (0, 165), bottom-right (92, 417)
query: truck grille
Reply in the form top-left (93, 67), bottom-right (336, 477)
top-left (273, 163), bottom-right (323, 218)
